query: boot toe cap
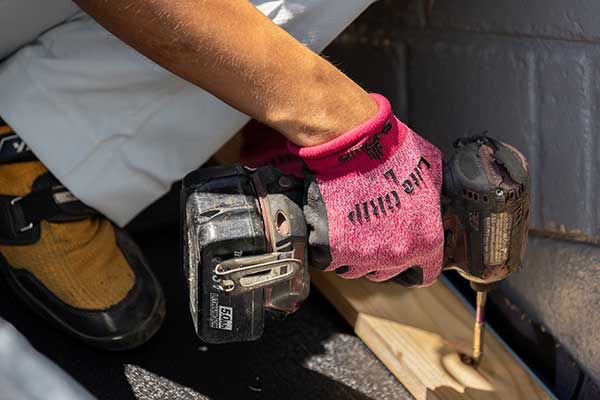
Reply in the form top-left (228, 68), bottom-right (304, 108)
top-left (2, 228), bottom-right (166, 351)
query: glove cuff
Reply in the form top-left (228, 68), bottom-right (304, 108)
top-left (287, 94), bottom-right (408, 172)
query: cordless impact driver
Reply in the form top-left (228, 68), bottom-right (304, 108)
top-left (182, 136), bottom-right (530, 365)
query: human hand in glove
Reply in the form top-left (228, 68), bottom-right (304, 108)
top-left (288, 94), bottom-right (444, 286)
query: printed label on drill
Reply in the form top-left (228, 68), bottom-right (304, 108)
top-left (209, 293), bottom-right (233, 331)
top-left (218, 306), bottom-right (233, 330)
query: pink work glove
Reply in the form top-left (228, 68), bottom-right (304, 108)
top-left (288, 94), bottom-right (444, 286)
top-left (240, 120), bottom-right (304, 177)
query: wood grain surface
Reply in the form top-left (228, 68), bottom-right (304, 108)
top-left (311, 270), bottom-right (554, 400)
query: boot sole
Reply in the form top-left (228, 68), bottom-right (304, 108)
top-left (0, 253), bottom-right (166, 351)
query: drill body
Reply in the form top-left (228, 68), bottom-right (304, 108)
top-left (182, 136), bottom-right (530, 346)
top-left (442, 136), bottom-right (531, 289)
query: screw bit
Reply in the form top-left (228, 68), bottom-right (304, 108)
top-left (472, 290), bottom-right (487, 367)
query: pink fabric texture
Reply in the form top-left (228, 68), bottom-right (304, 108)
top-left (240, 120), bottom-right (304, 177)
top-left (288, 94), bottom-right (444, 285)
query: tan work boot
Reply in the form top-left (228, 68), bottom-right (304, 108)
top-left (0, 119), bottom-right (165, 350)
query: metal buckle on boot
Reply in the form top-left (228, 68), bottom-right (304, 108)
top-left (9, 196), bottom-right (33, 232)
top-left (213, 253), bottom-right (302, 295)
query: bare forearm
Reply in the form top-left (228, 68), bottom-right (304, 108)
top-left (73, 0), bottom-right (376, 145)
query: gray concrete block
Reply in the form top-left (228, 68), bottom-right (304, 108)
top-left (360, 0), bottom-right (427, 28)
top-left (537, 48), bottom-right (598, 236)
top-left (405, 36), bottom-right (543, 227)
top-left (503, 235), bottom-right (600, 386)
top-left (428, 0), bottom-right (600, 43)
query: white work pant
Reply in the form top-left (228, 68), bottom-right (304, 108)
top-left (0, 0), bottom-right (375, 226)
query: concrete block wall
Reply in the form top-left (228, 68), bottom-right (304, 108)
top-left (325, 0), bottom-right (600, 389)
top-left (408, 33), bottom-right (599, 241)
top-left (428, 0), bottom-right (600, 43)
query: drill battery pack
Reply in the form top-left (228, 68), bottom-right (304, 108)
top-left (182, 165), bottom-right (309, 344)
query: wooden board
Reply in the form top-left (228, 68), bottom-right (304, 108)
top-left (311, 270), bottom-right (553, 400)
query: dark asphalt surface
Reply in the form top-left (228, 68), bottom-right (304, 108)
top-left (0, 223), bottom-right (412, 400)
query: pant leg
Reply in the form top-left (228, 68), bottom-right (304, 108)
top-left (0, 0), bottom-right (375, 226)
top-left (0, 0), bottom-right (79, 60)
top-left (0, 318), bottom-right (95, 400)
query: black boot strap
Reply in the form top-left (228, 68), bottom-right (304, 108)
top-left (0, 173), bottom-right (97, 245)
top-left (0, 123), bottom-right (37, 163)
